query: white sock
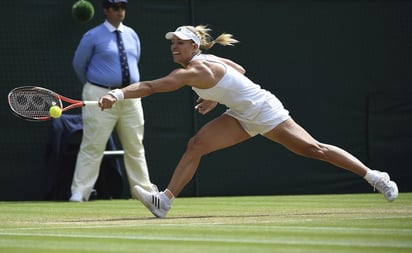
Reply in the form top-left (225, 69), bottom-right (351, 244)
top-left (364, 169), bottom-right (379, 183)
top-left (164, 189), bottom-right (175, 203)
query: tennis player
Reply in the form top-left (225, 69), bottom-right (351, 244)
top-left (98, 25), bottom-right (398, 218)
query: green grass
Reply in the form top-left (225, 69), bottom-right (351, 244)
top-left (0, 193), bottom-right (411, 253)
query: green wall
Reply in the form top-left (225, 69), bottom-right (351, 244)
top-left (0, 0), bottom-right (411, 200)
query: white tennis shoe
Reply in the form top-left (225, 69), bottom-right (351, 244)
top-left (133, 185), bottom-right (171, 218)
top-left (69, 192), bottom-right (83, 202)
top-left (369, 171), bottom-right (398, 202)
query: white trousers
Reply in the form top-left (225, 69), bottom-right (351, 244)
top-left (71, 83), bottom-right (152, 200)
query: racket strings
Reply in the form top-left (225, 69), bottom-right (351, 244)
top-left (8, 89), bottom-right (61, 119)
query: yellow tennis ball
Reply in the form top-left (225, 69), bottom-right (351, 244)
top-left (49, 105), bottom-right (62, 118)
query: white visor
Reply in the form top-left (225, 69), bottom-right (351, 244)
top-left (165, 26), bottom-right (201, 46)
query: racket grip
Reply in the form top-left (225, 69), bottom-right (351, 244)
top-left (83, 101), bottom-right (99, 106)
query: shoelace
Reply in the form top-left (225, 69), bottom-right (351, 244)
top-left (373, 175), bottom-right (391, 194)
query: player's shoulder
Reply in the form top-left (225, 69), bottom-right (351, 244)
top-left (185, 61), bottom-right (214, 78)
top-left (187, 59), bottom-right (207, 69)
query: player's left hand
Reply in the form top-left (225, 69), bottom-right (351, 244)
top-left (194, 97), bottom-right (218, 115)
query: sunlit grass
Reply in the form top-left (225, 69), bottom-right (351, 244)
top-left (0, 193), bottom-right (411, 253)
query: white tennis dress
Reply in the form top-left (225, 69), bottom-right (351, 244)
top-left (191, 54), bottom-right (290, 136)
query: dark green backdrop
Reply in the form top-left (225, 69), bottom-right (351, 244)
top-left (1, 0), bottom-right (411, 200)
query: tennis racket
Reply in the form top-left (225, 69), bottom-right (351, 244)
top-left (8, 86), bottom-right (99, 121)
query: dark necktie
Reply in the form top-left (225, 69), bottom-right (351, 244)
top-left (115, 30), bottom-right (130, 86)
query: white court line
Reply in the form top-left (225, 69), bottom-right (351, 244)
top-left (2, 222), bottom-right (412, 234)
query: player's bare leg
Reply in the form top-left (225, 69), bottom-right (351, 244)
top-left (166, 114), bottom-right (251, 197)
top-left (263, 118), bottom-right (398, 201)
top-left (263, 118), bottom-right (369, 176)
top-left (133, 114), bottom-right (250, 217)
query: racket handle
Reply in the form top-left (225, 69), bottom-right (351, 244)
top-left (83, 101), bottom-right (99, 106)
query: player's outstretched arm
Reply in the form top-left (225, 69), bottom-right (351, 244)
top-left (99, 68), bottom-right (195, 110)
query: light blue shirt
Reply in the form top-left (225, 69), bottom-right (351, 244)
top-left (73, 20), bottom-right (141, 86)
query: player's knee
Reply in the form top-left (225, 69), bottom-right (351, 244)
top-left (186, 136), bottom-right (209, 156)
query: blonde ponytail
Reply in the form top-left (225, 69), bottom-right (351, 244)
top-left (186, 25), bottom-right (239, 50)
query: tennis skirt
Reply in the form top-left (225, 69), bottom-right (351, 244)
top-left (224, 95), bottom-right (290, 137)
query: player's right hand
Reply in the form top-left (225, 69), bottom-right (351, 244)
top-left (98, 94), bottom-right (116, 111)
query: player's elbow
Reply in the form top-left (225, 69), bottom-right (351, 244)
top-left (142, 81), bottom-right (156, 96)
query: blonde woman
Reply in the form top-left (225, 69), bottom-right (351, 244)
top-left (99, 25), bottom-right (398, 218)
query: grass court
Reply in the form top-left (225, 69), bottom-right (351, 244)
top-left (0, 193), bottom-right (411, 253)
